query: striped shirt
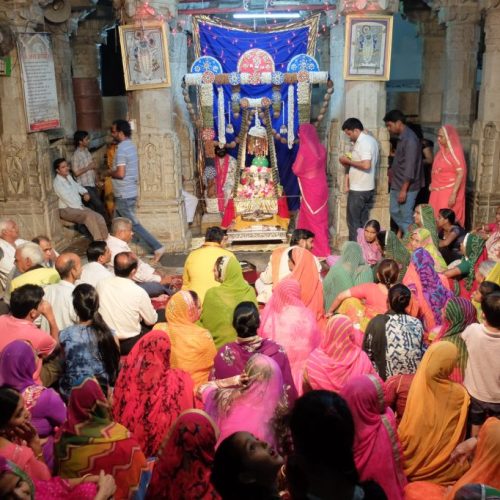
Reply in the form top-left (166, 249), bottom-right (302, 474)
top-left (71, 147), bottom-right (96, 187)
top-left (112, 138), bottom-right (139, 199)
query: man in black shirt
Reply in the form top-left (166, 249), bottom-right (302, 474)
top-left (383, 109), bottom-right (424, 236)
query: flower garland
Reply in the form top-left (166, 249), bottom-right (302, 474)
top-left (287, 84), bottom-right (295, 149)
top-left (217, 86), bottom-right (226, 145)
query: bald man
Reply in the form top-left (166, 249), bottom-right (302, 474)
top-left (41, 252), bottom-right (82, 332)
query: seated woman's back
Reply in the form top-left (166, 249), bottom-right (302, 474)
top-left (113, 330), bottom-right (197, 457)
top-left (55, 378), bottom-right (150, 499)
top-left (398, 341), bottom-right (470, 485)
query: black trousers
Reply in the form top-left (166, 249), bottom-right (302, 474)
top-left (347, 189), bottom-right (374, 241)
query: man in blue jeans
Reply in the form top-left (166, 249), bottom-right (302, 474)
top-left (110, 119), bottom-right (165, 263)
top-left (383, 110), bottom-right (424, 236)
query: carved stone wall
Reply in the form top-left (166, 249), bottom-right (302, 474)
top-left (136, 132), bottom-right (189, 251)
top-left (414, 11), bottom-right (446, 126)
top-left (469, 7), bottom-right (500, 227)
top-left (439, 3), bottom-right (481, 151)
top-left (0, 5), bottom-right (73, 248)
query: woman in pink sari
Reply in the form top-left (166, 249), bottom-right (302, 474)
top-left (340, 375), bottom-right (407, 500)
top-left (259, 279), bottom-right (321, 393)
top-left (200, 354), bottom-right (286, 449)
top-left (304, 315), bottom-right (376, 393)
top-left (292, 124), bottom-right (330, 258)
top-left (429, 125), bottom-right (466, 226)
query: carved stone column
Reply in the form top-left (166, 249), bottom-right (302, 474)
top-left (0, 4), bottom-right (67, 247)
top-left (414, 11), bottom-right (446, 126)
top-left (120, 0), bottom-right (190, 251)
top-left (469, 2), bottom-right (500, 227)
top-left (438, 2), bottom-right (481, 149)
top-left (328, 0), bottom-right (397, 248)
top-left (169, 21), bottom-right (198, 227)
top-left (49, 30), bottom-right (77, 136)
top-left (71, 19), bottom-right (108, 131)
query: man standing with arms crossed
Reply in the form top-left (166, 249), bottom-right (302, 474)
top-left (110, 119), bottom-right (165, 263)
top-left (339, 118), bottom-right (380, 241)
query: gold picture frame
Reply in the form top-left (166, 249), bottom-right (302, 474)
top-left (343, 14), bottom-right (393, 81)
top-left (118, 22), bottom-right (171, 90)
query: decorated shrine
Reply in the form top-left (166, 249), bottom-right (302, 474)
top-left (183, 15), bottom-right (333, 243)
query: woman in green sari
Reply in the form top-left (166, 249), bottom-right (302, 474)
top-left (403, 204), bottom-right (440, 248)
top-left (323, 241), bottom-right (373, 312)
top-left (201, 256), bottom-right (257, 348)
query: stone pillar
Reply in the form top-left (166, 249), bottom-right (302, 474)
top-left (439, 2), bottom-right (481, 150)
top-left (329, 0), bottom-right (397, 248)
top-left (121, 0), bottom-right (190, 251)
top-left (71, 19), bottom-right (107, 132)
top-left (0, 5), bottom-right (67, 247)
top-left (49, 30), bottom-right (77, 136)
top-left (469, 3), bottom-right (500, 228)
top-left (414, 11), bottom-right (446, 127)
top-left (169, 21), bottom-right (198, 226)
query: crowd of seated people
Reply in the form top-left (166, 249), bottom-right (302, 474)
top-left (0, 207), bottom-right (499, 500)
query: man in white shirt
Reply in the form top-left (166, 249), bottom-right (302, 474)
top-left (339, 118), bottom-right (380, 241)
top-left (97, 251), bottom-right (158, 355)
top-left (80, 241), bottom-right (112, 288)
top-left (0, 219), bottom-right (28, 294)
top-left (106, 217), bottom-right (178, 297)
top-left (41, 253), bottom-right (82, 332)
top-left (53, 158), bottom-right (108, 241)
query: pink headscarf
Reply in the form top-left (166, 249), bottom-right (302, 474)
top-left (259, 279), bottom-right (321, 393)
top-left (341, 375), bottom-right (407, 500)
top-left (203, 354), bottom-right (284, 448)
top-left (356, 227), bottom-right (383, 266)
top-left (305, 315), bottom-right (375, 392)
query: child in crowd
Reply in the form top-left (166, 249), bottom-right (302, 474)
top-left (461, 291), bottom-right (500, 436)
top-left (471, 279), bottom-right (500, 320)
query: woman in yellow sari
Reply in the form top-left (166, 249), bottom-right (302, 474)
top-left (398, 341), bottom-right (469, 485)
top-left (154, 290), bottom-right (217, 386)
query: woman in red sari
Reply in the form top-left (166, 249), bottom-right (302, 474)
top-left (112, 330), bottom-right (197, 457)
top-left (146, 409), bottom-right (220, 500)
top-left (429, 125), bottom-right (466, 226)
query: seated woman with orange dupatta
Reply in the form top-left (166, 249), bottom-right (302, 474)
top-left (278, 246), bottom-right (324, 324)
top-left (154, 290), bottom-right (217, 386)
top-left (404, 417), bottom-right (500, 500)
top-left (398, 342), bottom-right (470, 486)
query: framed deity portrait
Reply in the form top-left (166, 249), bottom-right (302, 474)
top-left (118, 22), bottom-right (171, 90)
top-left (343, 14), bottom-right (393, 81)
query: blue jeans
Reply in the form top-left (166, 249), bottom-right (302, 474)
top-left (347, 189), bottom-right (374, 241)
top-left (115, 197), bottom-right (163, 252)
top-left (390, 188), bottom-right (418, 234)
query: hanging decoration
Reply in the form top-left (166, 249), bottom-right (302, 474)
top-left (287, 84), bottom-right (295, 149)
top-left (217, 86), bottom-right (226, 145)
top-left (280, 101), bottom-right (287, 136)
top-left (226, 101), bottom-right (234, 134)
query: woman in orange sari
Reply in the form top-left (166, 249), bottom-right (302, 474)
top-left (279, 246), bottom-right (324, 323)
top-left (398, 341), bottom-right (469, 485)
top-left (405, 416), bottom-right (500, 500)
top-left (429, 125), bottom-right (466, 226)
top-left (154, 290), bottom-right (217, 386)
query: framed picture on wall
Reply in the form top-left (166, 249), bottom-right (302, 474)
top-left (343, 14), bottom-right (393, 81)
top-left (118, 22), bottom-right (171, 90)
